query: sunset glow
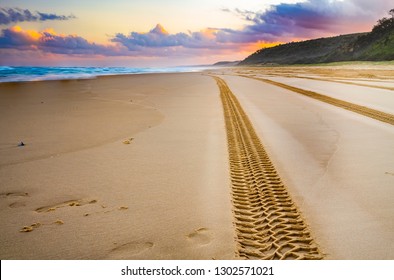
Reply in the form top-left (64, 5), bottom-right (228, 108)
top-left (0, 0), bottom-right (391, 66)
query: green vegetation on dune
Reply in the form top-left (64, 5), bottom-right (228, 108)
top-left (360, 31), bottom-right (394, 60)
top-left (239, 9), bottom-right (394, 65)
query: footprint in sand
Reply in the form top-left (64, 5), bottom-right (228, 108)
top-left (9, 202), bottom-right (26, 208)
top-left (0, 192), bottom-right (29, 198)
top-left (0, 192), bottom-right (29, 208)
top-left (106, 241), bottom-right (154, 259)
top-left (20, 222), bottom-right (41, 232)
top-left (186, 227), bottom-right (212, 246)
top-left (83, 205), bottom-right (128, 216)
top-left (19, 220), bottom-right (64, 233)
top-left (35, 199), bottom-right (97, 213)
top-left (123, 138), bottom-right (134, 145)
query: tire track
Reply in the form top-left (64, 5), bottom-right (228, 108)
top-left (289, 75), bottom-right (394, 91)
top-left (212, 75), bottom-right (323, 260)
top-left (234, 70), bottom-right (394, 91)
top-left (240, 75), bottom-right (394, 126)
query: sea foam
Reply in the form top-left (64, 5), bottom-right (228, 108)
top-left (0, 66), bottom-right (209, 83)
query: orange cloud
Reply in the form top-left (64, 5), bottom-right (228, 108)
top-left (10, 25), bottom-right (43, 41)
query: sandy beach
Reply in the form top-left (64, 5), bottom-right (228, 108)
top-left (0, 73), bottom-right (234, 259)
top-left (1, 66), bottom-right (394, 259)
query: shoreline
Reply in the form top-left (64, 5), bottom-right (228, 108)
top-left (0, 66), bottom-right (214, 84)
top-left (1, 61), bottom-right (394, 84)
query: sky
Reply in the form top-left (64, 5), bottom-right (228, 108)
top-left (0, 0), bottom-right (392, 67)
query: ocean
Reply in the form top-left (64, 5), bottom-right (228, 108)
top-left (0, 66), bottom-right (210, 83)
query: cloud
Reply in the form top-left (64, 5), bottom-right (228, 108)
top-left (0, 25), bottom-right (246, 60)
top-left (112, 23), bottom-right (272, 53)
top-left (0, 26), bottom-right (123, 56)
top-left (112, 24), bottom-right (227, 50)
top-left (221, 7), bottom-right (258, 22)
top-left (110, 0), bottom-right (392, 54)
top-left (0, 8), bottom-right (75, 25)
top-left (224, 0), bottom-right (393, 42)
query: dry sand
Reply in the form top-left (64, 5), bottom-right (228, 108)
top-left (0, 73), bottom-right (235, 259)
top-left (1, 66), bottom-right (394, 260)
